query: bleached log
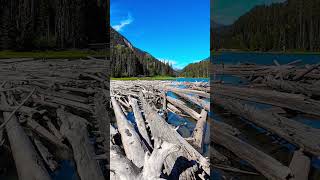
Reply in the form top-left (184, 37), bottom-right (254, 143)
top-left (166, 87), bottom-right (210, 98)
top-left (166, 96), bottom-right (201, 120)
top-left (289, 150), bottom-right (310, 180)
top-left (210, 146), bottom-right (228, 164)
top-left (171, 90), bottom-right (210, 111)
top-left (94, 91), bottom-right (110, 152)
top-left (47, 96), bottom-right (92, 112)
top-left (26, 117), bottom-right (68, 149)
top-left (33, 137), bottom-right (59, 171)
top-left (167, 103), bottom-right (182, 114)
top-left (58, 109), bottom-right (104, 180)
top-left (0, 104), bottom-right (43, 114)
top-left (212, 84), bottom-right (320, 117)
top-left (110, 138), bottom-right (180, 180)
top-left (213, 96), bottom-right (320, 156)
top-left (1, 95), bottom-right (51, 180)
top-left (111, 96), bottom-right (146, 168)
top-left (293, 63), bottom-right (320, 81)
top-left (128, 96), bottom-right (152, 148)
top-left (140, 95), bottom-right (209, 179)
top-left (46, 120), bottom-right (64, 141)
top-left (264, 76), bottom-right (320, 97)
top-left (192, 109), bottom-right (207, 152)
top-left (212, 122), bottom-right (292, 180)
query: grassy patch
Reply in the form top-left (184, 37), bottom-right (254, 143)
top-left (111, 76), bottom-right (176, 81)
top-left (0, 50), bottom-right (109, 59)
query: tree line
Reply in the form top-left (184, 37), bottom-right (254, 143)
top-left (212, 0), bottom-right (320, 52)
top-left (110, 45), bottom-right (175, 77)
top-left (0, 0), bottom-right (107, 50)
top-left (179, 59), bottom-right (209, 78)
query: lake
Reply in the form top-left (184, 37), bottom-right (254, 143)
top-left (211, 52), bottom-right (320, 65)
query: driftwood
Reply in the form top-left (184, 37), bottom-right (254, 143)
top-left (166, 96), bottom-right (201, 120)
top-left (140, 94), bottom-right (210, 178)
top-left (212, 61), bottom-right (320, 179)
top-left (166, 87), bottom-right (210, 98)
top-left (1, 94), bottom-right (51, 180)
top-left (212, 120), bottom-right (293, 180)
top-left (128, 96), bottom-right (152, 148)
top-left (212, 84), bottom-right (320, 117)
top-left (110, 138), bottom-right (180, 180)
top-left (192, 109), bottom-right (207, 152)
top-left (33, 136), bottom-right (59, 171)
top-left (289, 150), bottom-right (310, 180)
top-left (111, 96), bottom-right (147, 168)
top-left (58, 108), bottom-right (105, 180)
top-left (0, 57), bottom-right (110, 179)
top-left (213, 96), bottom-right (320, 156)
top-left (171, 90), bottom-right (210, 111)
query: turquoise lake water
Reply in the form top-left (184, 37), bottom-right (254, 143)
top-left (211, 52), bottom-right (320, 65)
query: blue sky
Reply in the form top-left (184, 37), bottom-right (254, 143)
top-left (212, 0), bottom-right (287, 25)
top-left (111, 0), bottom-right (210, 69)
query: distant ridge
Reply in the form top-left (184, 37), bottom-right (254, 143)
top-left (179, 58), bottom-right (210, 78)
top-left (212, 0), bottom-right (320, 52)
top-left (110, 27), bottom-right (175, 77)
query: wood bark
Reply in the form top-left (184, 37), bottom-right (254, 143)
top-left (1, 94), bottom-right (51, 180)
top-left (128, 96), bottom-right (152, 148)
top-left (212, 122), bottom-right (293, 180)
top-left (111, 96), bottom-right (147, 168)
top-left (58, 108), bottom-right (105, 180)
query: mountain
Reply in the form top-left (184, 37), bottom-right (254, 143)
top-left (110, 27), bottom-right (175, 77)
top-left (212, 0), bottom-right (320, 52)
top-left (179, 58), bottom-right (210, 78)
top-left (0, 0), bottom-right (107, 50)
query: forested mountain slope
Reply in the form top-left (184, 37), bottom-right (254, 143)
top-left (110, 28), bottom-right (175, 77)
top-left (212, 0), bottom-right (320, 52)
top-left (0, 0), bottom-right (107, 50)
top-left (179, 58), bottom-right (210, 78)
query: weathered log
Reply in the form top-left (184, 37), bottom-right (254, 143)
top-left (111, 96), bottom-right (147, 168)
top-left (0, 104), bottom-right (43, 114)
top-left (1, 94), bottom-right (51, 180)
top-left (212, 121), bottom-right (293, 180)
top-left (166, 87), bottom-right (210, 98)
top-left (166, 96), bottom-right (201, 120)
top-left (293, 63), bottom-right (320, 81)
top-left (289, 150), bottom-right (310, 180)
top-left (140, 95), bottom-right (210, 179)
top-left (213, 96), bottom-right (320, 156)
top-left (47, 96), bottom-right (92, 112)
top-left (167, 103), bottom-right (182, 114)
top-left (94, 91), bottom-right (110, 152)
top-left (45, 119), bottom-right (64, 141)
top-left (110, 138), bottom-right (180, 180)
top-left (33, 136), bottom-right (59, 171)
top-left (128, 96), bottom-right (152, 148)
top-left (264, 76), bottom-right (320, 97)
top-left (26, 117), bottom-right (68, 150)
top-left (58, 108), bottom-right (104, 180)
top-left (212, 84), bottom-right (320, 117)
top-left (192, 109), bottom-right (207, 152)
top-left (210, 146), bottom-right (228, 164)
top-left (171, 90), bottom-right (210, 111)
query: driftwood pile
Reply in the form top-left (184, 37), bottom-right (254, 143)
top-left (110, 80), bottom-right (210, 180)
top-left (0, 57), bottom-right (110, 180)
top-left (211, 61), bottom-right (320, 179)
